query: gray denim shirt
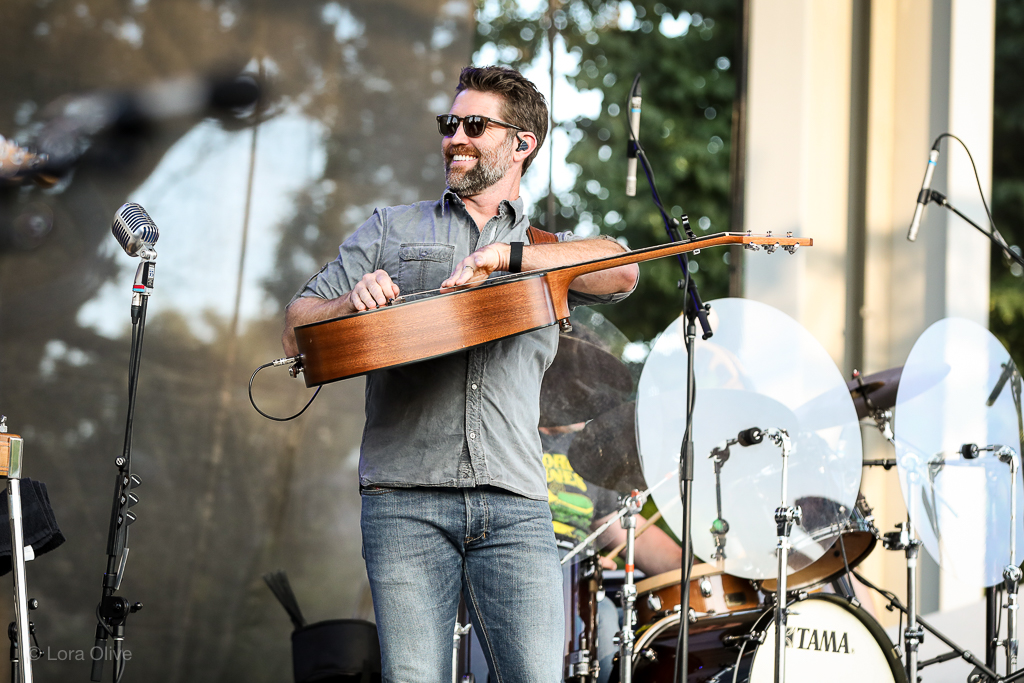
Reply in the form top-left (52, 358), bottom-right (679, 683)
top-left (294, 190), bottom-right (631, 500)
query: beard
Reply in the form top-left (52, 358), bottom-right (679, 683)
top-left (444, 135), bottom-right (515, 196)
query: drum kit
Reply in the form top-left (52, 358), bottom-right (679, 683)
top-left (455, 300), bottom-right (1023, 683)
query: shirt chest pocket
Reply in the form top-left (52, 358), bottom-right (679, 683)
top-left (396, 243), bottom-right (456, 297)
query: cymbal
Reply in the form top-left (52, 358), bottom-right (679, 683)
top-left (846, 366), bottom-right (902, 419)
top-left (539, 335), bottom-right (633, 428)
top-left (566, 401), bottom-right (646, 493)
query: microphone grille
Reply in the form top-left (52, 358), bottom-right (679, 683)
top-left (111, 202), bottom-right (159, 255)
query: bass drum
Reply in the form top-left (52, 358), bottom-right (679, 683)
top-left (624, 594), bottom-right (906, 683)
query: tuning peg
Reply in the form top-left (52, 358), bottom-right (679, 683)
top-left (130, 474), bottom-right (142, 488)
top-left (127, 493), bottom-right (139, 508)
top-left (126, 511), bottom-right (137, 525)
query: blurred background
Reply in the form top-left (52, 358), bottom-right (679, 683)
top-left (0, 0), bottom-right (1020, 681)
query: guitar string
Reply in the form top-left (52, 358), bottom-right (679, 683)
top-left (381, 231), bottom-right (795, 307)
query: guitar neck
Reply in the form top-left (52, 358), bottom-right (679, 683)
top-left (545, 232), bottom-right (812, 283)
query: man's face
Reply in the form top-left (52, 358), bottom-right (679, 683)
top-left (443, 89), bottom-right (516, 196)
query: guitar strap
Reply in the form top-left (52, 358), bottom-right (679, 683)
top-left (527, 226), bottom-right (558, 245)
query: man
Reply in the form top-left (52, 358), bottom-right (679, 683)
top-left (282, 66), bottom-right (638, 683)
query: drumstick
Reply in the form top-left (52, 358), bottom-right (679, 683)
top-left (603, 494), bottom-right (681, 559)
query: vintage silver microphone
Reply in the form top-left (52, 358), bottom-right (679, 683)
top-left (111, 202), bottom-right (159, 258)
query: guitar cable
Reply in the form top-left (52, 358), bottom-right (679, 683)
top-left (249, 357), bottom-right (322, 421)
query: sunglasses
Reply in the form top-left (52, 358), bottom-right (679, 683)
top-left (436, 114), bottom-right (525, 138)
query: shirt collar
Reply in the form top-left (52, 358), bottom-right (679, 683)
top-left (442, 188), bottom-right (525, 226)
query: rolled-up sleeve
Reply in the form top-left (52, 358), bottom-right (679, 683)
top-left (557, 231), bottom-right (636, 308)
top-left (290, 210), bottom-right (385, 304)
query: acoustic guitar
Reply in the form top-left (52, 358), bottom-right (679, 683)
top-left (291, 232), bottom-right (811, 387)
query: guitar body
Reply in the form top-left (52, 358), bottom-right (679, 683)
top-left (295, 272), bottom-right (573, 387)
top-left (291, 232), bottom-right (812, 387)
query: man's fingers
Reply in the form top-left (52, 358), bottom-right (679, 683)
top-left (374, 271), bottom-right (400, 299)
top-left (354, 288), bottom-right (376, 310)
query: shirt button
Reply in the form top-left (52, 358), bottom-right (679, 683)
top-left (471, 383), bottom-right (478, 390)
top-left (469, 432), bottom-right (476, 440)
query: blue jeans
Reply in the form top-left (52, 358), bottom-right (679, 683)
top-left (361, 486), bottom-right (565, 683)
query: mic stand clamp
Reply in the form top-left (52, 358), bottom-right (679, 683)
top-left (709, 444), bottom-right (730, 562)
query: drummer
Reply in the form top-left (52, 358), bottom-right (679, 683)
top-left (542, 424), bottom-right (682, 683)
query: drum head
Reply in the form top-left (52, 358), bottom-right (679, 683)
top-left (748, 595), bottom-right (906, 683)
top-left (760, 499), bottom-right (878, 592)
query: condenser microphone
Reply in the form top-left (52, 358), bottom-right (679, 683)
top-left (626, 78), bottom-right (642, 197)
top-left (907, 144), bottom-right (941, 242)
top-left (111, 202), bottom-right (159, 257)
top-left (737, 427), bottom-right (764, 447)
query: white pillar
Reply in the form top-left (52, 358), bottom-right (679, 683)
top-left (742, 0), bottom-right (853, 366)
top-left (743, 0), bottom-right (996, 617)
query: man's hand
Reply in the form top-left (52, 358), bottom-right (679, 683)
top-left (441, 238), bottom-right (637, 295)
top-left (281, 270), bottom-right (399, 356)
top-left (348, 270), bottom-right (400, 311)
top-left (441, 243), bottom-right (510, 289)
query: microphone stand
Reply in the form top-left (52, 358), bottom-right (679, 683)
top-left (624, 72), bottom-right (713, 682)
top-left (921, 189), bottom-right (1024, 269)
top-left (90, 255), bottom-right (153, 682)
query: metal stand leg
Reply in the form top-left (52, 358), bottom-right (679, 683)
top-left (452, 620), bottom-right (471, 683)
top-left (1001, 448), bottom-right (1020, 675)
top-left (1, 421), bottom-right (32, 683)
top-left (904, 521), bottom-right (922, 683)
top-left (765, 428), bottom-right (797, 683)
top-left (8, 480), bottom-right (32, 683)
top-left (617, 492), bottom-right (642, 683)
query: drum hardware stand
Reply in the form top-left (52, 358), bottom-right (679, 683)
top-left (0, 418), bottom-right (35, 683)
top-left (851, 570), bottom-right (1002, 683)
top-left (617, 489), bottom-right (645, 683)
top-left (452, 621), bottom-right (473, 683)
top-left (762, 427), bottom-right (799, 683)
top-left (863, 458), bottom-right (897, 469)
top-left (879, 514), bottom-right (927, 682)
top-left (852, 369), bottom-right (896, 444)
top-left (560, 472), bottom-right (676, 567)
top-left (560, 477), bottom-right (672, 683)
top-left (962, 443), bottom-right (1022, 676)
top-left (90, 255), bottom-right (154, 682)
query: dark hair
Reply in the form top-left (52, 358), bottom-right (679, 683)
top-left (455, 65), bottom-right (548, 174)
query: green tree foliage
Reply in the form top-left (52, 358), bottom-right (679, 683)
top-left (993, 0), bottom-right (1024, 361)
top-left (475, 0), bottom-right (738, 342)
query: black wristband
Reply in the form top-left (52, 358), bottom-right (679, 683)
top-left (508, 242), bottom-right (524, 273)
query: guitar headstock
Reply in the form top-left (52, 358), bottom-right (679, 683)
top-left (738, 231), bottom-right (813, 254)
